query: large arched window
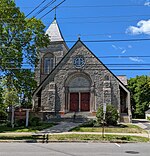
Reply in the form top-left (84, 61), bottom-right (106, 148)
top-left (43, 53), bottom-right (54, 74)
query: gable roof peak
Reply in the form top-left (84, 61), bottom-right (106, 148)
top-left (45, 18), bottom-right (64, 42)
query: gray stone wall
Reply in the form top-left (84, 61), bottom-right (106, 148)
top-left (35, 42), bottom-right (68, 85)
top-left (38, 41), bottom-right (120, 113)
top-left (40, 81), bottom-right (56, 112)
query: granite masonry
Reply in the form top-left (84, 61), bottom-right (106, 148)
top-left (33, 19), bottom-right (132, 123)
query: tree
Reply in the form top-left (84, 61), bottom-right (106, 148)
top-left (0, 0), bottom-right (50, 71)
top-left (3, 88), bottom-right (19, 108)
top-left (0, 84), bottom-right (4, 109)
top-left (0, 0), bottom-right (50, 108)
top-left (96, 104), bottom-right (119, 126)
top-left (128, 75), bottom-right (150, 118)
top-left (13, 69), bottom-right (37, 108)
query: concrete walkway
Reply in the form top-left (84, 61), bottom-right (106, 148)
top-left (0, 120), bottom-right (150, 139)
top-left (39, 122), bottom-right (82, 133)
top-left (132, 119), bottom-right (150, 130)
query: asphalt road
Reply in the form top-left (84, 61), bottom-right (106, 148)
top-left (0, 143), bottom-right (150, 156)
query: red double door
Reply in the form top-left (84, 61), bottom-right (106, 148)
top-left (70, 92), bottom-right (90, 112)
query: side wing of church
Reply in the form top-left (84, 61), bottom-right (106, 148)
top-left (33, 19), bottom-right (132, 123)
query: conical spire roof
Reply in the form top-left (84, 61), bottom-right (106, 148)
top-left (46, 18), bottom-right (64, 42)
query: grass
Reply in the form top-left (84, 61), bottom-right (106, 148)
top-left (0, 122), bottom-right (55, 133)
top-left (47, 134), bottom-right (149, 142)
top-left (71, 124), bottom-right (146, 133)
top-left (0, 134), bottom-right (148, 142)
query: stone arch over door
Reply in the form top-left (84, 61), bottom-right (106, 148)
top-left (64, 72), bottom-right (94, 113)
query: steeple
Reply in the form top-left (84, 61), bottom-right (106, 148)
top-left (46, 18), bottom-right (64, 42)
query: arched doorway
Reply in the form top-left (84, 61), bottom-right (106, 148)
top-left (65, 73), bottom-right (92, 112)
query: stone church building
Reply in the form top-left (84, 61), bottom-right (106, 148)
top-left (33, 18), bottom-right (132, 123)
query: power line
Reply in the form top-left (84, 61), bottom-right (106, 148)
top-left (40, 0), bottom-right (66, 19)
top-left (2, 68), bottom-right (150, 71)
top-left (1, 13), bottom-right (150, 20)
top-left (59, 4), bottom-right (150, 8)
top-left (1, 38), bottom-right (150, 43)
top-left (2, 4), bottom-right (150, 8)
top-left (42, 19), bottom-right (146, 24)
top-left (2, 62), bottom-right (150, 65)
top-left (26, 0), bottom-right (47, 17)
top-left (33, 0), bottom-right (56, 18)
top-left (1, 56), bottom-right (150, 59)
top-left (57, 14), bottom-right (150, 20)
top-left (65, 38), bottom-right (150, 43)
top-left (1, 19), bottom-right (149, 25)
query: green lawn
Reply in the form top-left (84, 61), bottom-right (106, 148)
top-left (71, 124), bottom-right (146, 133)
top-left (0, 134), bottom-right (148, 142)
top-left (48, 134), bottom-right (149, 142)
top-left (0, 122), bottom-right (55, 133)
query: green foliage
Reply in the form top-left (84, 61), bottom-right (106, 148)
top-left (0, 110), bottom-right (8, 122)
top-left (147, 116), bottom-right (150, 121)
top-left (96, 104), bottom-right (119, 126)
top-left (128, 75), bottom-right (150, 118)
top-left (0, 85), bottom-right (4, 110)
top-left (0, 0), bottom-right (50, 71)
top-left (3, 88), bottom-right (19, 107)
top-left (0, 123), bottom-right (55, 132)
top-left (0, 0), bottom-right (49, 108)
top-left (82, 119), bottom-right (96, 127)
top-left (14, 70), bottom-right (37, 108)
top-left (29, 117), bottom-right (41, 126)
top-left (15, 119), bottom-right (26, 127)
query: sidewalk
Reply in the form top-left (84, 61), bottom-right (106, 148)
top-left (39, 122), bottom-right (82, 133)
top-left (0, 121), bottom-right (150, 139)
top-left (0, 122), bottom-right (149, 138)
top-left (132, 119), bottom-right (150, 130)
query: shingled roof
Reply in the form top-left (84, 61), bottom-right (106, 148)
top-left (45, 18), bottom-right (64, 42)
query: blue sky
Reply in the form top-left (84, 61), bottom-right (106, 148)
top-left (15, 0), bottom-right (150, 78)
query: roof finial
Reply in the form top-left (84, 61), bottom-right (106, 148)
top-left (54, 8), bottom-right (56, 20)
top-left (78, 34), bottom-right (81, 40)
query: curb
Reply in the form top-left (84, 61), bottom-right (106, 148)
top-left (0, 139), bottom-right (146, 144)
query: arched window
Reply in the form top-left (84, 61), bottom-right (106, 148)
top-left (43, 53), bottom-right (54, 74)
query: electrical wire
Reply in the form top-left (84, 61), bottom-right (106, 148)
top-left (1, 13), bottom-right (150, 20)
top-left (26, 0), bottom-right (48, 18)
top-left (1, 56), bottom-right (150, 59)
top-left (40, 0), bottom-right (66, 19)
top-left (33, 0), bottom-right (56, 18)
top-left (59, 4), bottom-right (150, 8)
top-left (1, 38), bottom-right (150, 43)
top-left (2, 68), bottom-right (150, 71)
top-left (2, 4), bottom-right (150, 8)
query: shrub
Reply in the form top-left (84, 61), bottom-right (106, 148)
top-left (0, 110), bottom-right (8, 122)
top-left (29, 116), bottom-right (41, 126)
top-left (15, 119), bottom-right (26, 127)
top-left (82, 119), bottom-right (96, 127)
top-left (96, 104), bottom-right (119, 126)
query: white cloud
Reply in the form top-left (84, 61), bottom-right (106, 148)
top-left (128, 45), bottom-right (132, 48)
top-left (126, 19), bottom-right (150, 35)
top-left (112, 45), bottom-right (127, 54)
top-left (112, 44), bottom-right (118, 50)
top-left (144, 0), bottom-right (150, 6)
top-left (107, 35), bottom-right (112, 38)
top-left (121, 49), bottom-right (126, 54)
top-left (129, 57), bottom-right (143, 62)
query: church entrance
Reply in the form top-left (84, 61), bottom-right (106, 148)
top-left (70, 92), bottom-right (90, 112)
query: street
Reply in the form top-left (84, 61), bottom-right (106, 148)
top-left (0, 143), bottom-right (150, 156)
